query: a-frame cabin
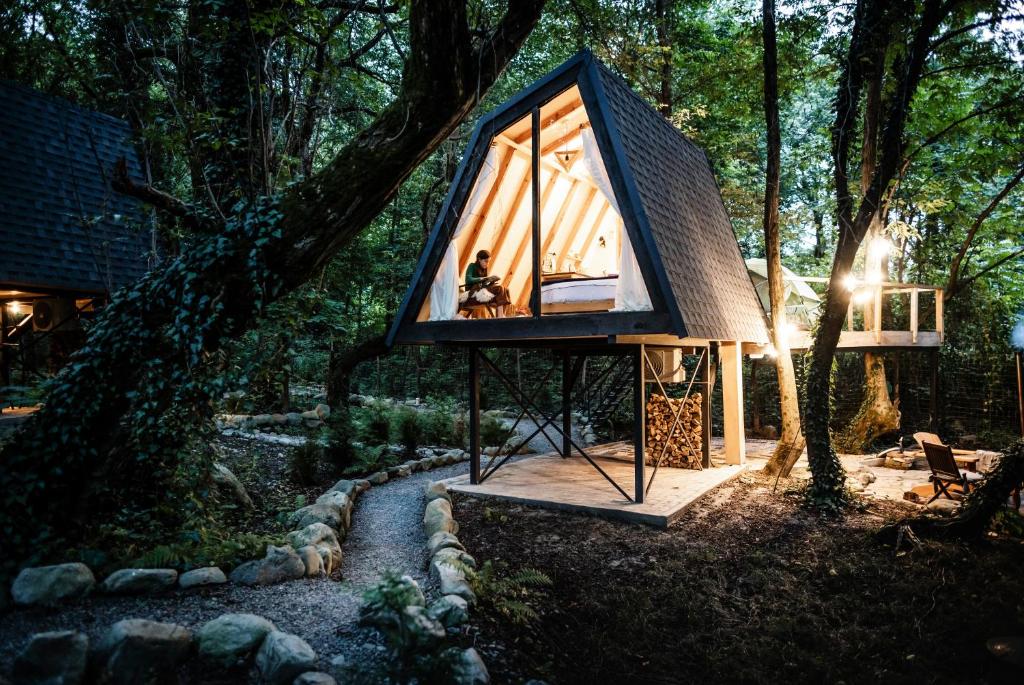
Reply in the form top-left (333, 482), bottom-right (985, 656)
top-left (389, 51), bottom-right (769, 514)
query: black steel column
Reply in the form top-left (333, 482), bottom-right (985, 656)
top-left (530, 106), bottom-right (541, 318)
top-left (633, 344), bottom-right (646, 503)
top-left (701, 346), bottom-right (712, 468)
top-left (469, 347), bottom-right (481, 484)
top-left (562, 350), bottom-right (572, 458)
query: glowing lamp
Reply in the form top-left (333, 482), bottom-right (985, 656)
top-left (853, 289), bottom-right (873, 305)
top-left (7, 301), bottom-right (21, 315)
top-left (843, 275), bottom-right (859, 292)
top-left (868, 236), bottom-right (891, 262)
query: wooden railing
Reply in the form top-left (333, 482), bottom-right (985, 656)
top-left (793, 278), bottom-right (944, 349)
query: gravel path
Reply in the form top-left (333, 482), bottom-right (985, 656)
top-left (0, 460), bottom-right (470, 677)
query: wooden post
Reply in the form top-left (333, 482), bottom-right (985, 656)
top-left (910, 288), bottom-right (919, 344)
top-left (469, 347), bottom-right (481, 484)
top-left (873, 286), bottom-right (882, 344)
top-left (562, 349), bottom-right (572, 458)
top-left (720, 341), bottom-right (746, 465)
top-left (701, 347), bottom-right (712, 468)
top-left (847, 301), bottom-right (854, 331)
top-left (929, 348), bottom-right (940, 431)
top-left (935, 289), bottom-right (944, 343)
top-left (633, 344), bottom-right (646, 503)
top-left (529, 106), bottom-right (541, 318)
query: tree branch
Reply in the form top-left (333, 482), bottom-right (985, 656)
top-left (946, 160), bottom-right (1024, 298)
top-left (111, 158), bottom-right (216, 232)
top-left (951, 245), bottom-right (1024, 295)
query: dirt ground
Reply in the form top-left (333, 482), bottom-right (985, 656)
top-left (456, 472), bottom-right (1024, 685)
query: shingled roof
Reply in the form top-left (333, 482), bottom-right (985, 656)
top-left (388, 51), bottom-right (769, 345)
top-left (0, 82), bottom-right (152, 296)
top-left (590, 61), bottom-right (768, 343)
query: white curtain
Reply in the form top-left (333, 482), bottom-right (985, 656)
top-left (429, 147), bottom-right (498, 320)
top-left (580, 129), bottom-right (652, 311)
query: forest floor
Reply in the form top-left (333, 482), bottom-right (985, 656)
top-left (457, 470), bottom-right (1024, 685)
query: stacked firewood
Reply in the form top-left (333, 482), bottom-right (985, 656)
top-left (645, 393), bottom-right (703, 469)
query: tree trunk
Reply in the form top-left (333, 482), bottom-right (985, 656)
top-left (760, 0), bottom-right (804, 477)
top-left (0, 0), bottom-right (546, 580)
top-left (804, 0), bottom-right (952, 512)
top-left (836, 50), bottom-right (900, 454)
top-left (654, 0), bottom-right (673, 118)
top-left (326, 334), bottom-right (389, 407)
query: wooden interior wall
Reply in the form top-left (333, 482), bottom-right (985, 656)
top-left (426, 83), bottom-right (634, 319)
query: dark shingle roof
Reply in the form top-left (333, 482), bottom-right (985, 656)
top-left (0, 82), bottom-right (152, 295)
top-left (593, 62), bottom-right (768, 343)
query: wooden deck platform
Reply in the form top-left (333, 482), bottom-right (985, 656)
top-left (443, 442), bottom-right (746, 527)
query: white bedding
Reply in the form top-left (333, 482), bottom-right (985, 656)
top-left (541, 276), bottom-right (617, 313)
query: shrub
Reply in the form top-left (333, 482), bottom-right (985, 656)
top-left (131, 531), bottom-right (286, 572)
top-left (419, 409), bottom-right (454, 446)
top-left (393, 406), bottom-right (422, 457)
top-left (289, 442), bottom-right (322, 486)
top-left (451, 412), bottom-right (468, 449)
top-left (323, 406), bottom-right (357, 473)
top-left (342, 444), bottom-right (391, 477)
top-left (363, 400), bottom-right (392, 444)
top-left (479, 413), bottom-right (507, 449)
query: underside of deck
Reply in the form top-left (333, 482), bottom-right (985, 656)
top-left (444, 442), bottom-right (753, 527)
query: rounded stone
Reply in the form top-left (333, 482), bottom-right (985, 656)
top-left (255, 631), bottom-right (317, 685)
top-left (12, 630), bottom-right (88, 685)
top-left (179, 567), bottom-right (227, 589)
top-left (101, 568), bottom-right (178, 595)
top-left (197, 613), bottom-right (276, 665)
top-left (11, 563), bottom-right (95, 606)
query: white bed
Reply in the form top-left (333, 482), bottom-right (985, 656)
top-left (540, 275), bottom-right (617, 314)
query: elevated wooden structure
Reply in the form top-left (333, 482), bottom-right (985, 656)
top-left (790, 280), bottom-right (943, 351)
top-left (389, 52), bottom-right (770, 509)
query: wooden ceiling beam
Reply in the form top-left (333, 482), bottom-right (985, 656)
top-left (504, 172), bottom-right (560, 303)
top-left (541, 120), bottom-right (591, 157)
top-left (576, 202), bottom-right (613, 263)
top-left (457, 144), bottom-right (518, 275)
top-left (514, 186), bottom-right (599, 309)
top-left (495, 134), bottom-right (599, 194)
top-left (539, 180), bottom-right (581, 260)
top-left (513, 98), bottom-right (584, 144)
top-left (492, 169), bottom-right (558, 272)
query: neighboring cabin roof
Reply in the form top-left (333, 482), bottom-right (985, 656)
top-left (0, 82), bottom-right (152, 296)
top-left (591, 61), bottom-right (768, 343)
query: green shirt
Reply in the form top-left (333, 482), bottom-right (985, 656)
top-left (466, 262), bottom-right (486, 287)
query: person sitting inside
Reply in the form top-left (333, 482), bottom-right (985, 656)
top-left (463, 249), bottom-right (511, 317)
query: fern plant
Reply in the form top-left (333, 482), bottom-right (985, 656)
top-left (467, 560), bottom-right (552, 626)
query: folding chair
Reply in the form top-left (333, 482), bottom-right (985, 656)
top-left (922, 441), bottom-right (983, 504)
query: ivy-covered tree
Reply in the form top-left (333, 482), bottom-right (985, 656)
top-left (0, 0), bottom-right (546, 581)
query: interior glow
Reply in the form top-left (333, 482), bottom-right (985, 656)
top-left (843, 274), bottom-right (859, 292)
top-left (7, 301), bottom-right (22, 315)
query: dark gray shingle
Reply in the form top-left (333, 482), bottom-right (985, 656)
top-left (0, 82), bottom-right (152, 295)
top-left (594, 62), bottom-right (769, 344)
